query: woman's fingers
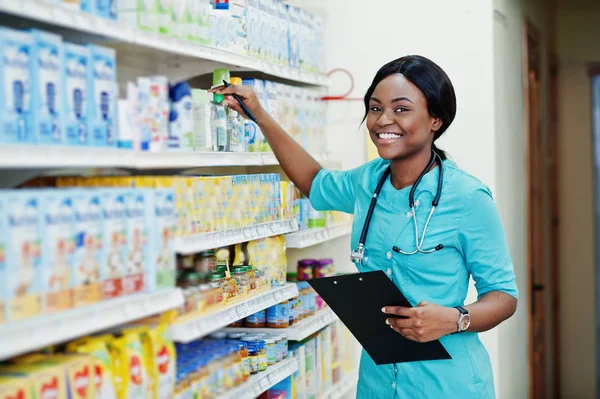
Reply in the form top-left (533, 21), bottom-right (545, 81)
top-left (382, 306), bottom-right (411, 317)
top-left (386, 316), bottom-right (412, 329)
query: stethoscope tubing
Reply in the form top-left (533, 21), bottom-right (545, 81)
top-left (353, 150), bottom-right (444, 264)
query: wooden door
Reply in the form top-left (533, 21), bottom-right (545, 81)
top-left (524, 19), bottom-right (547, 399)
top-left (548, 54), bottom-right (561, 399)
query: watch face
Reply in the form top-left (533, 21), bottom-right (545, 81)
top-left (459, 314), bottom-right (471, 331)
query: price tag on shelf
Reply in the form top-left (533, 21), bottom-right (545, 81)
top-left (273, 290), bottom-right (283, 302)
top-left (237, 302), bottom-right (250, 317)
top-left (52, 6), bottom-right (69, 25)
top-left (226, 308), bottom-right (239, 322)
top-left (259, 377), bottom-right (269, 391)
top-left (257, 224), bottom-right (269, 237)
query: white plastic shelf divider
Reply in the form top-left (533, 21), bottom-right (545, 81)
top-left (221, 357), bottom-right (299, 399)
top-left (0, 0), bottom-right (329, 86)
top-left (134, 152), bottom-right (279, 169)
top-left (0, 289), bottom-right (183, 361)
top-left (322, 371), bottom-right (359, 399)
top-left (0, 145), bottom-right (135, 169)
top-left (170, 283), bottom-right (299, 343)
top-left (175, 219), bottom-right (299, 255)
top-left (0, 146), bottom-right (314, 170)
top-left (285, 222), bottom-right (353, 249)
top-left (224, 307), bottom-right (338, 341)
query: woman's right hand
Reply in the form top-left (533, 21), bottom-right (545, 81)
top-left (209, 84), bottom-right (267, 122)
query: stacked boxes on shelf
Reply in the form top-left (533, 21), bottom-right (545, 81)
top-left (0, 26), bottom-right (117, 147)
top-left (0, 186), bottom-right (176, 324)
top-left (120, 0), bottom-right (325, 73)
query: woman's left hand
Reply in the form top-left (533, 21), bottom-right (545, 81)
top-left (382, 302), bottom-right (460, 342)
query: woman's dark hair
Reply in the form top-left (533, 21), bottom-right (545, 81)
top-left (363, 55), bottom-right (457, 160)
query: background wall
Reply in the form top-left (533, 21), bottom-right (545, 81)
top-left (556, 0), bottom-right (600, 396)
top-left (491, 0), bottom-right (530, 396)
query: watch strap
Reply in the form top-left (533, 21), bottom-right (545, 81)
top-left (454, 306), bottom-right (468, 315)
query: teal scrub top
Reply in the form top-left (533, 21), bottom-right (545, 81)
top-left (309, 158), bottom-right (518, 399)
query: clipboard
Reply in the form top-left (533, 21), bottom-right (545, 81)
top-left (308, 270), bottom-right (451, 365)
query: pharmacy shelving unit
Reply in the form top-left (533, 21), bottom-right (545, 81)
top-left (175, 219), bottom-right (299, 255)
top-left (284, 222), bottom-right (353, 249)
top-left (0, 145), bottom-right (329, 170)
top-left (0, 0), bottom-right (329, 86)
top-left (322, 372), bottom-right (360, 399)
top-left (170, 283), bottom-right (299, 343)
top-left (224, 307), bottom-right (338, 341)
top-left (222, 357), bottom-right (299, 399)
top-left (0, 289), bottom-right (183, 361)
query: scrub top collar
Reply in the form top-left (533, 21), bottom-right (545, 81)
top-left (380, 159), bottom-right (452, 210)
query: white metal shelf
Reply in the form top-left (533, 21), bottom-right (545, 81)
top-left (285, 222), bottom-right (353, 249)
top-left (0, 146), bottom-right (328, 170)
top-left (0, 145), bottom-right (135, 169)
top-left (170, 283), bottom-right (299, 343)
top-left (0, 289), bottom-right (183, 361)
top-left (175, 219), bottom-right (299, 255)
top-left (322, 371), bottom-right (359, 399)
top-left (221, 357), bottom-right (299, 399)
top-left (225, 307), bottom-right (337, 341)
top-left (0, 0), bottom-right (329, 86)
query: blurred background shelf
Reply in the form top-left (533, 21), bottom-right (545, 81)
top-left (285, 222), bottom-right (353, 249)
top-left (0, 289), bottom-right (183, 361)
top-left (175, 219), bottom-right (299, 255)
top-left (170, 284), bottom-right (299, 343)
top-left (225, 307), bottom-right (338, 341)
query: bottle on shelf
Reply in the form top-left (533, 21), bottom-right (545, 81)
top-left (228, 77), bottom-right (247, 152)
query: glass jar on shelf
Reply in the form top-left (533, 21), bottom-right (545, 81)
top-left (297, 259), bottom-right (315, 281)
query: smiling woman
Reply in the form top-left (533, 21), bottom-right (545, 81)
top-left (210, 55), bottom-right (518, 399)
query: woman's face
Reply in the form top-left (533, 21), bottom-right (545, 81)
top-left (366, 74), bottom-right (442, 161)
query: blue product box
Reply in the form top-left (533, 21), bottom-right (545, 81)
top-left (88, 44), bottom-right (117, 147)
top-left (63, 42), bottom-right (91, 145)
top-left (30, 29), bottom-right (64, 145)
top-left (0, 28), bottom-right (33, 144)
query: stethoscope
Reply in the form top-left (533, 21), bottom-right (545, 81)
top-left (350, 150), bottom-right (444, 267)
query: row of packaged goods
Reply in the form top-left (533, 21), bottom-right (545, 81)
top-left (229, 259), bottom-right (337, 329)
top-left (25, 173), bottom-right (350, 235)
top-left (0, 186), bottom-right (177, 324)
top-left (175, 330), bottom-right (290, 398)
top-left (0, 316), bottom-right (176, 399)
top-left (121, 68), bottom-right (327, 155)
top-left (259, 322), bottom-right (356, 399)
top-left (0, 25), bottom-right (327, 156)
top-left (45, 0), bottom-right (326, 74)
top-left (119, 0), bottom-right (326, 74)
top-left (0, 314), bottom-right (355, 399)
top-left (176, 236), bottom-right (289, 316)
top-left (1, 171), bottom-right (348, 324)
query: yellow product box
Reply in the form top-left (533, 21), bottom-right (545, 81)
top-left (4, 190), bottom-right (43, 322)
top-left (122, 325), bottom-right (175, 399)
top-left (109, 331), bottom-right (149, 399)
top-left (246, 236), bottom-right (287, 288)
top-left (173, 178), bottom-right (187, 237)
top-left (280, 181), bottom-right (297, 220)
top-left (0, 376), bottom-right (32, 399)
top-left (9, 353), bottom-right (95, 399)
top-left (0, 363), bottom-right (67, 399)
top-left (184, 179), bottom-right (196, 237)
top-left (67, 337), bottom-right (118, 399)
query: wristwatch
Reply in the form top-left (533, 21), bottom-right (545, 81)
top-left (454, 306), bottom-right (470, 333)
